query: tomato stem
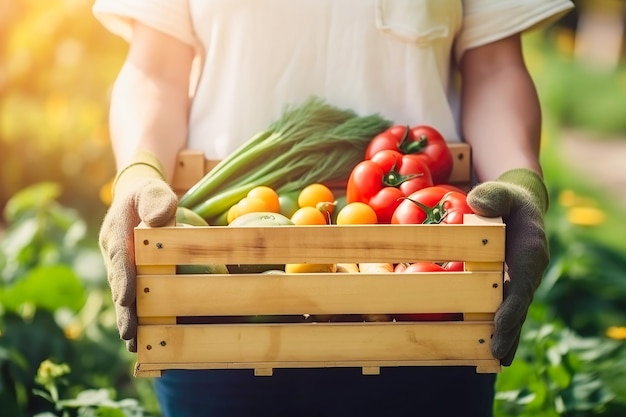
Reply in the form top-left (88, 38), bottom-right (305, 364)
top-left (316, 201), bottom-right (336, 224)
top-left (383, 171), bottom-right (423, 187)
top-left (401, 134), bottom-right (428, 154)
top-left (382, 153), bottom-right (423, 187)
top-left (402, 192), bottom-right (454, 224)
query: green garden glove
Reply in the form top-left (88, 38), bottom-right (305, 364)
top-left (466, 168), bottom-right (549, 366)
top-left (98, 151), bottom-right (178, 352)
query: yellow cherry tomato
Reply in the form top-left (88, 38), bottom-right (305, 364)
top-left (247, 186), bottom-right (281, 213)
top-left (290, 206), bottom-right (329, 225)
top-left (235, 197), bottom-right (268, 217)
top-left (226, 204), bottom-right (240, 224)
top-left (336, 202), bottom-right (378, 225)
top-left (297, 183), bottom-right (335, 209)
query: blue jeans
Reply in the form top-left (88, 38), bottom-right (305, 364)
top-left (154, 366), bottom-right (495, 417)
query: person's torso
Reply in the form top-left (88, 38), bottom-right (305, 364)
top-left (187, 0), bottom-right (463, 158)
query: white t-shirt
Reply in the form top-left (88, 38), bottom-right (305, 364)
top-left (93, 0), bottom-right (573, 159)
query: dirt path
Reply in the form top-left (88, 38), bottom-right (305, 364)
top-left (560, 129), bottom-right (626, 209)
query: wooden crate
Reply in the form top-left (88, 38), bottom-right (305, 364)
top-left (133, 143), bottom-right (505, 377)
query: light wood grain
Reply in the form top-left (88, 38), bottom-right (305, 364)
top-left (137, 272), bottom-right (502, 317)
top-left (134, 219), bottom-right (505, 266)
top-left (136, 322), bottom-right (495, 365)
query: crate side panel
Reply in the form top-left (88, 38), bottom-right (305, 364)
top-left (137, 272), bottom-right (502, 317)
top-left (171, 150), bottom-right (206, 195)
top-left (447, 142), bottom-right (471, 184)
top-left (134, 223), bottom-right (505, 266)
top-left (136, 322), bottom-right (495, 365)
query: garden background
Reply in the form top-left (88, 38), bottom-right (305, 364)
top-left (2, 1), bottom-right (626, 416)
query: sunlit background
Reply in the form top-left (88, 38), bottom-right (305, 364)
top-left (1, 1), bottom-right (626, 416)
top-left (1, 0), bottom-right (122, 230)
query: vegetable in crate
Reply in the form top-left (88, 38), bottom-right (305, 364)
top-left (391, 186), bottom-right (474, 225)
top-left (394, 262), bottom-right (463, 322)
top-left (226, 185), bottom-right (282, 224)
top-left (176, 206), bottom-right (209, 226)
top-left (179, 98), bottom-right (391, 223)
top-left (346, 149), bottom-right (434, 223)
top-left (293, 183), bottom-right (336, 224)
top-left (287, 186), bottom-right (337, 272)
top-left (364, 124), bottom-right (453, 184)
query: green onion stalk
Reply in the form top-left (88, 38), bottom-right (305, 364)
top-left (178, 97), bottom-right (391, 223)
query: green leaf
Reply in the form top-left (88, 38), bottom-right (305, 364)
top-left (546, 345), bottom-right (563, 366)
top-left (58, 389), bottom-right (144, 416)
top-left (547, 363), bottom-right (571, 389)
top-left (0, 217), bottom-right (40, 280)
top-left (0, 264), bottom-right (86, 312)
top-left (496, 360), bottom-right (535, 391)
top-left (3, 182), bottom-right (62, 223)
top-left (59, 388), bottom-right (114, 407)
top-left (561, 373), bottom-right (615, 412)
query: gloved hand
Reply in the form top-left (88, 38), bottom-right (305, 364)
top-left (98, 151), bottom-right (178, 352)
top-left (466, 168), bottom-right (549, 366)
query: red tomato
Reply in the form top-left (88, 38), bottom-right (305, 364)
top-left (395, 261), bottom-right (463, 321)
top-left (364, 125), bottom-right (453, 184)
top-left (409, 125), bottom-right (453, 184)
top-left (391, 186), bottom-right (473, 225)
top-left (346, 150), bottom-right (433, 223)
top-left (444, 261), bottom-right (465, 271)
top-left (402, 262), bottom-right (446, 273)
top-left (364, 125), bottom-right (410, 158)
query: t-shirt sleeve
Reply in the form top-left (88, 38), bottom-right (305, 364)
top-left (92, 0), bottom-right (199, 48)
top-left (456, 0), bottom-right (575, 62)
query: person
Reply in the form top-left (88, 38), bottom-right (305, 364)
top-left (94, 1), bottom-right (574, 416)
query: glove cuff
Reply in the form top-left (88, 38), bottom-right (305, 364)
top-left (498, 168), bottom-right (549, 214)
top-left (112, 150), bottom-right (167, 198)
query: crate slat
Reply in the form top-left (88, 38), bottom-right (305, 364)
top-left (137, 272), bottom-right (502, 317)
top-left (136, 321), bottom-right (495, 366)
top-left (134, 221), bottom-right (505, 266)
top-left (135, 359), bottom-right (501, 377)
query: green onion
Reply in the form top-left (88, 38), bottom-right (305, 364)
top-left (178, 97), bottom-right (391, 223)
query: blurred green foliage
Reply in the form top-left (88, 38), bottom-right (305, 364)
top-left (0, 183), bottom-right (158, 416)
top-left (538, 5), bottom-right (626, 138)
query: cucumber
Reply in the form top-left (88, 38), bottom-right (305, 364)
top-left (226, 264), bottom-right (286, 274)
top-left (176, 264), bottom-right (229, 274)
top-left (176, 207), bottom-right (209, 226)
top-left (228, 211), bottom-right (294, 227)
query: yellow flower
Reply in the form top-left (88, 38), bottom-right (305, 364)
top-left (554, 28), bottom-right (576, 56)
top-left (558, 189), bottom-right (597, 208)
top-left (558, 190), bottom-right (607, 227)
top-left (64, 322), bottom-right (82, 340)
top-left (99, 177), bottom-right (114, 206)
top-left (567, 206), bottom-right (607, 227)
top-left (607, 326), bottom-right (626, 340)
